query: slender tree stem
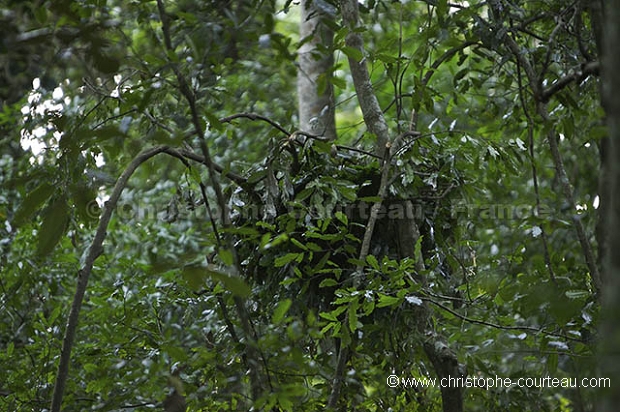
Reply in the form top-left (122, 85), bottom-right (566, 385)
top-left (156, 0), bottom-right (264, 401)
top-left (50, 146), bottom-right (170, 412)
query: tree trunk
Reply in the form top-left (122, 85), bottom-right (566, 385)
top-left (334, 2), bottom-right (464, 410)
top-left (588, 0), bottom-right (610, 275)
top-left (598, 0), bottom-right (620, 410)
top-left (298, 0), bottom-right (337, 140)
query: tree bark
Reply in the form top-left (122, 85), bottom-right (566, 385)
top-left (298, 0), bottom-right (337, 141)
top-left (588, 0), bottom-right (611, 276)
top-left (598, 0), bottom-right (620, 409)
top-left (339, 0), bottom-right (389, 157)
top-left (50, 146), bottom-right (170, 412)
top-left (327, 3), bottom-right (464, 411)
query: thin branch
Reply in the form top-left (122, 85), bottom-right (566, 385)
top-left (156, 0), bottom-right (264, 401)
top-left (92, 108), bottom-right (137, 130)
top-left (355, 149), bottom-right (392, 275)
top-left (336, 144), bottom-right (382, 159)
top-left (539, 17), bottom-right (565, 82)
top-left (327, 3), bottom-right (400, 405)
top-left (540, 61), bottom-right (600, 102)
top-left (325, 343), bottom-right (350, 410)
top-left (219, 112), bottom-right (290, 136)
top-left (291, 130), bottom-right (331, 142)
top-left (422, 40), bottom-right (478, 88)
top-left (516, 60), bottom-right (557, 285)
top-left (495, 13), bottom-right (602, 296)
top-left (487, 5), bottom-right (541, 99)
top-left (537, 103), bottom-right (602, 294)
top-left (423, 296), bottom-right (584, 342)
top-left (167, 147), bottom-right (248, 187)
top-left (50, 145), bottom-right (170, 412)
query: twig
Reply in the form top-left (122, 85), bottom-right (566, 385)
top-left (219, 112), bottom-right (290, 136)
top-left (167, 148), bottom-right (247, 187)
top-left (423, 296), bottom-right (584, 342)
top-left (516, 58), bottom-right (557, 285)
top-left (325, 343), bottom-right (350, 410)
top-left (422, 41), bottom-right (478, 88)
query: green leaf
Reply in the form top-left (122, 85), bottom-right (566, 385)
top-left (205, 111), bottom-right (223, 131)
top-left (331, 76), bottom-right (346, 89)
top-left (335, 211), bottom-right (348, 225)
top-left (319, 278), bottom-right (338, 288)
top-left (272, 299), bottom-right (292, 324)
top-left (366, 255), bottom-right (380, 270)
top-left (565, 290), bottom-right (589, 300)
top-left (319, 305), bottom-right (347, 322)
top-left (182, 264), bottom-right (251, 297)
top-left (376, 293), bottom-right (400, 308)
top-left (71, 185), bottom-right (100, 224)
top-left (290, 237), bottom-right (308, 251)
top-left (319, 311), bottom-right (338, 322)
top-left (13, 182), bottom-right (55, 226)
top-left (181, 265), bottom-right (208, 290)
top-left (92, 125), bottom-right (123, 142)
top-left (37, 196), bottom-right (70, 257)
top-left (348, 299), bottom-right (359, 332)
top-left (219, 249), bottom-right (234, 266)
top-left (83, 363), bottom-right (98, 374)
top-left (362, 297), bottom-right (375, 316)
top-left (341, 46), bottom-right (364, 62)
top-left (206, 267), bottom-right (251, 298)
top-left (275, 252), bottom-right (302, 267)
top-left (358, 196), bottom-right (382, 203)
top-left (92, 52), bottom-right (120, 74)
top-left (376, 53), bottom-right (397, 64)
top-left (306, 242), bottom-right (322, 252)
top-left (414, 235), bottom-right (424, 265)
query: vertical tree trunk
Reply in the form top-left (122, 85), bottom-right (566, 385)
top-left (599, 0), bottom-right (620, 410)
top-left (588, 0), bottom-right (610, 275)
top-left (332, 2), bottom-right (464, 411)
top-left (298, 0), bottom-right (337, 140)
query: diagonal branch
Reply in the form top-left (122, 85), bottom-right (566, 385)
top-left (50, 145), bottom-right (170, 412)
top-left (422, 40), bottom-right (478, 88)
top-left (325, 3), bottom-right (400, 408)
top-left (492, 14), bottom-right (602, 295)
top-left (540, 61), bottom-right (600, 102)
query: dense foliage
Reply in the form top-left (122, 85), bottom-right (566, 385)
top-left (0, 0), bottom-right (609, 411)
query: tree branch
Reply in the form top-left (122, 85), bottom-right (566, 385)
top-left (340, 0), bottom-right (391, 157)
top-left (540, 61), bottom-right (600, 102)
top-left (537, 104), bottom-right (602, 294)
top-left (156, 0), bottom-right (264, 401)
top-left (165, 147), bottom-right (248, 187)
top-left (422, 40), bottom-right (478, 88)
top-left (50, 145), bottom-right (170, 412)
top-left (219, 112), bottom-right (291, 137)
top-left (423, 296), bottom-right (585, 342)
top-left (492, 13), bottom-right (602, 296)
